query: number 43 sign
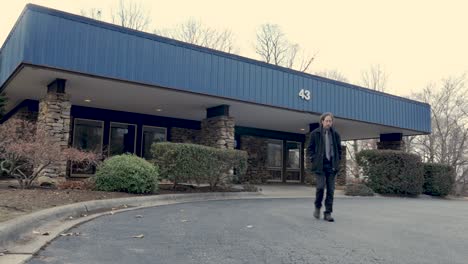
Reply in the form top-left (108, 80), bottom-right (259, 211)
top-left (298, 89), bottom-right (311, 101)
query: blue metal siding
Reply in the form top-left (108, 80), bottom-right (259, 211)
top-left (0, 4), bottom-right (431, 133)
top-left (0, 11), bottom-right (27, 88)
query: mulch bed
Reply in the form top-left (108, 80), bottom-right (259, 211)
top-left (0, 180), bottom-right (243, 223)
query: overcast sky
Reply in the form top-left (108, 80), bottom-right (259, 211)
top-left (1, 0), bottom-right (467, 97)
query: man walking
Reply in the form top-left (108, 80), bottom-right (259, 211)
top-left (307, 112), bottom-right (342, 222)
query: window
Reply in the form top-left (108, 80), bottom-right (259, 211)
top-left (267, 140), bottom-right (283, 168)
top-left (286, 141), bottom-right (300, 170)
top-left (141, 126), bottom-right (167, 159)
top-left (71, 119), bottom-right (103, 176)
top-left (286, 141), bottom-right (301, 182)
top-left (109, 122), bottom-right (137, 156)
top-left (267, 139), bottom-right (283, 181)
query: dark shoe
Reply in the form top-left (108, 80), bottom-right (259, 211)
top-left (313, 208), bottom-right (320, 219)
top-left (324, 213), bottom-right (334, 222)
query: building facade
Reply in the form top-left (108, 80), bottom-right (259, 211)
top-left (0, 5), bottom-right (431, 184)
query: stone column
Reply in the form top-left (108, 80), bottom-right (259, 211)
top-left (36, 80), bottom-right (71, 179)
top-left (239, 135), bottom-right (269, 183)
top-left (377, 133), bottom-right (404, 150)
top-left (303, 132), bottom-right (316, 185)
top-left (170, 127), bottom-right (201, 144)
top-left (336, 145), bottom-right (347, 186)
top-left (199, 105), bottom-right (235, 185)
top-left (200, 105), bottom-right (235, 149)
top-left (377, 141), bottom-right (405, 150)
top-left (304, 123), bottom-right (320, 185)
top-left (200, 115), bottom-right (235, 149)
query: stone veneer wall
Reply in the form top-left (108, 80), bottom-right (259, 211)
top-left (303, 133), bottom-right (315, 185)
top-left (7, 106), bottom-right (38, 122)
top-left (36, 92), bottom-right (71, 178)
top-left (170, 127), bottom-right (201, 144)
top-left (200, 116), bottom-right (235, 149)
top-left (239, 135), bottom-right (270, 183)
top-left (336, 145), bottom-right (347, 186)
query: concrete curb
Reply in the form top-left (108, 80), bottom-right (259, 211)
top-left (0, 191), bottom-right (260, 250)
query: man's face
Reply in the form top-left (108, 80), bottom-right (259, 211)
top-left (321, 116), bottom-right (333, 129)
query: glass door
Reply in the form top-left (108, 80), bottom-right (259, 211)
top-left (285, 141), bottom-right (301, 182)
top-left (266, 139), bottom-right (283, 181)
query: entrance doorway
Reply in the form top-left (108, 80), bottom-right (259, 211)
top-left (266, 139), bottom-right (302, 182)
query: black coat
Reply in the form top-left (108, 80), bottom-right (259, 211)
top-left (307, 126), bottom-right (342, 175)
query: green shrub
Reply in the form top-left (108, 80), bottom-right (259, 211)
top-left (344, 183), bottom-right (374, 196)
top-left (423, 163), bottom-right (455, 196)
top-left (151, 142), bottom-right (247, 190)
top-left (94, 154), bottom-right (158, 194)
top-left (356, 150), bottom-right (424, 196)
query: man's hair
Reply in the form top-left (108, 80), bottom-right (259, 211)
top-left (320, 112), bottom-right (334, 123)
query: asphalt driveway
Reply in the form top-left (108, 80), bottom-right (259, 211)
top-left (27, 197), bottom-right (468, 264)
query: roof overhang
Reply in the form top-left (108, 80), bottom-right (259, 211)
top-left (2, 64), bottom-right (426, 141)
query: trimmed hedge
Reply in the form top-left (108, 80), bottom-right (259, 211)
top-left (94, 154), bottom-right (159, 194)
top-left (151, 142), bottom-right (248, 189)
top-left (356, 150), bottom-right (424, 196)
top-left (423, 163), bottom-right (455, 196)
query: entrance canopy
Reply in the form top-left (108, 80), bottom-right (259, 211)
top-left (0, 4), bottom-right (431, 140)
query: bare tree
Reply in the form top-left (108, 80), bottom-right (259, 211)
top-left (345, 65), bottom-right (390, 178)
top-left (409, 74), bottom-right (468, 195)
top-left (80, 8), bottom-right (102, 20)
top-left (255, 23), bottom-right (315, 72)
top-left (0, 119), bottom-right (99, 188)
top-left (344, 138), bottom-right (377, 179)
top-left (361, 64), bottom-right (388, 92)
top-left (111, 0), bottom-right (151, 31)
top-left (402, 135), bottom-right (418, 153)
top-left (315, 69), bottom-right (349, 82)
top-left (155, 18), bottom-right (238, 54)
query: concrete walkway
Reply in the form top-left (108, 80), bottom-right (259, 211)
top-left (256, 184), bottom-right (345, 198)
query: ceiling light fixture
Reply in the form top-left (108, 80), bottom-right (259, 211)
top-left (84, 99), bottom-right (91, 103)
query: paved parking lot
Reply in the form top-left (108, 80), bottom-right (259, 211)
top-left (27, 197), bottom-right (468, 264)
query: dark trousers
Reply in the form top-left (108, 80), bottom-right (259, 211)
top-left (315, 158), bottom-right (336, 213)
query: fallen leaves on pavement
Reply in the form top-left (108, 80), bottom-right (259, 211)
top-left (32, 230), bottom-right (50, 236)
top-left (60, 232), bottom-right (81, 237)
